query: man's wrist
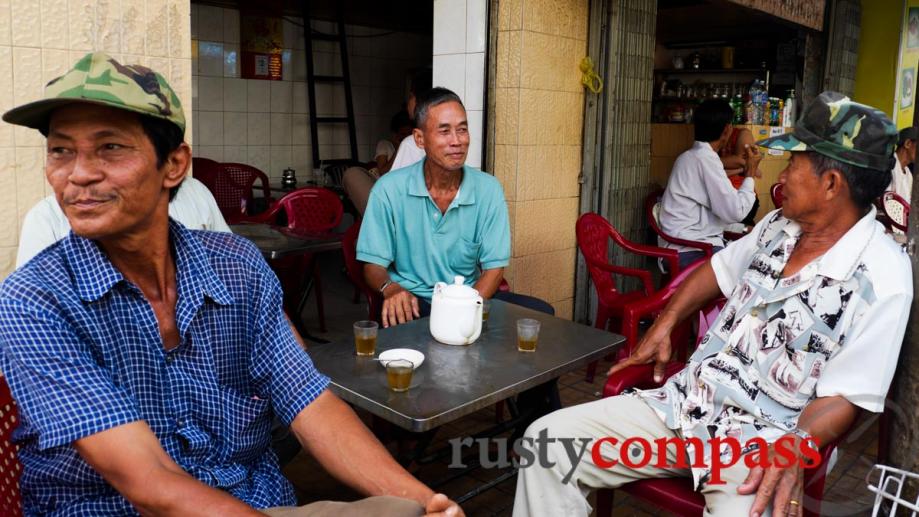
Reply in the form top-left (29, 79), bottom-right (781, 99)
top-left (379, 280), bottom-right (394, 296)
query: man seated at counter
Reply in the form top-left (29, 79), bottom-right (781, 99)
top-left (513, 92), bottom-right (911, 517)
top-left (0, 52), bottom-right (462, 517)
top-left (15, 174), bottom-right (229, 268)
top-left (718, 125), bottom-right (761, 226)
top-left (356, 87), bottom-right (552, 328)
top-left (660, 99), bottom-right (761, 269)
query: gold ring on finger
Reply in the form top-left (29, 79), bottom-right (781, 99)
top-left (788, 500), bottom-right (800, 506)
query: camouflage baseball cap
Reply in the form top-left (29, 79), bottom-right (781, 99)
top-left (757, 91), bottom-right (896, 171)
top-left (2, 52), bottom-right (185, 133)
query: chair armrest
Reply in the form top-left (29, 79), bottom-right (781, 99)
top-left (655, 233), bottom-right (714, 257)
top-left (588, 262), bottom-right (654, 295)
top-left (602, 362), bottom-right (685, 398)
top-left (619, 240), bottom-right (681, 275)
top-left (249, 201), bottom-right (284, 223)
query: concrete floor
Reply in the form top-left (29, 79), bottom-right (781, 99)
top-left (284, 252), bottom-right (884, 516)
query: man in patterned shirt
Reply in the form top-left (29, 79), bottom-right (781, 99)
top-left (0, 53), bottom-right (462, 516)
top-left (514, 91), bottom-right (911, 517)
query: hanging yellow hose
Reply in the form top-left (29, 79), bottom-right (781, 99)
top-left (579, 57), bottom-right (603, 94)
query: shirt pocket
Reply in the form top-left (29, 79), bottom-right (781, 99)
top-left (220, 387), bottom-right (271, 456)
top-left (449, 238), bottom-right (482, 278)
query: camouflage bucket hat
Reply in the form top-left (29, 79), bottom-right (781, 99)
top-left (757, 91), bottom-right (896, 171)
top-left (2, 52), bottom-right (185, 133)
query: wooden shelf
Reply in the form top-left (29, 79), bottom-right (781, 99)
top-left (654, 68), bottom-right (764, 74)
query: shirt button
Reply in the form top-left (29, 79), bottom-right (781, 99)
top-left (176, 418), bottom-right (185, 427)
top-left (750, 309), bottom-right (759, 317)
top-left (166, 354), bottom-right (175, 365)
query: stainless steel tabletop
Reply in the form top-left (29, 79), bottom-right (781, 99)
top-left (307, 300), bottom-right (625, 432)
top-left (230, 223), bottom-right (342, 260)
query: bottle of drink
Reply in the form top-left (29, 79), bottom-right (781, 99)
top-left (733, 94), bottom-right (744, 124)
top-left (763, 97), bottom-right (771, 126)
top-left (783, 89), bottom-right (796, 128)
top-left (747, 80), bottom-right (761, 125)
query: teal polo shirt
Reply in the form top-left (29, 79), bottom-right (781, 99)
top-left (356, 159), bottom-right (511, 301)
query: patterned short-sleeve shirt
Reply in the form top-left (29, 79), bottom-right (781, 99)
top-left (0, 220), bottom-right (330, 515)
top-left (635, 208), bottom-right (912, 488)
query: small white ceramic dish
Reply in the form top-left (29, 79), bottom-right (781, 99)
top-left (377, 349), bottom-right (425, 369)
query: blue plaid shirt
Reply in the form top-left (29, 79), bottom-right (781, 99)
top-left (0, 220), bottom-right (330, 515)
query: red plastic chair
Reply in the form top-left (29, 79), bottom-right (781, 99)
top-left (881, 191), bottom-right (910, 233)
top-left (645, 189), bottom-right (715, 258)
top-left (576, 213), bottom-right (679, 382)
top-left (770, 182), bottom-right (784, 209)
top-left (342, 221), bottom-right (382, 325)
top-left (191, 157), bottom-right (220, 192)
top-left (0, 377), bottom-right (22, 517)
top-left (595, 265), bottom-right (847, 517)
top-left (257, 188), bottom-right (343, 333)
top-left (214, 163), bottom-right (273, 224)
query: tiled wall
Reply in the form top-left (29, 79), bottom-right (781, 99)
top-left (493, 0), bottom-right (589, 319)
top-left (432, 0), bottom-right (487, 169)
top-left (0, 0), bottom-right (193, 280)
top-left (191, 5), bottom-right (431, 180)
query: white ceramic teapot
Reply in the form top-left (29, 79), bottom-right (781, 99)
top-left (429, 275), bottom-right (483, 346)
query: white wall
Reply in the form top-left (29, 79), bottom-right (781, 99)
top-left (433, 0), bottom-right (487, 168)
top-left (191, 5), bottom-right (431, 180)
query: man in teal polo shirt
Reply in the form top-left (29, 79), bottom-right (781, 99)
top-left (357, 87), bottom-right (551, 327)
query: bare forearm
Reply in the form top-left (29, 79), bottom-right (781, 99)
top-left (74, 422), bottom-right (261, 516)
top-left (135, 468), bottom-right (263, 516)
top-left (291, 391), bottom-right (434, 506)
top-left (657, 261), bottom-right (722, 330)
top-left (363, 263), bottom-right (391, 293)
top-left (796, 396), bottom-right (859, 446)
top-left (473, 268), bottom-right (504, 299)
top-left (721, 155), bottom-right (745, 171)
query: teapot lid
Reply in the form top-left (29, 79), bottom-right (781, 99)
top-left (440, 275), bottom-right (479, 299)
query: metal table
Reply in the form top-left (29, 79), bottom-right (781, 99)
top-left (308, 300), bottom-right (625, 433)
top-left (230, 223), bottom-right (342, 260)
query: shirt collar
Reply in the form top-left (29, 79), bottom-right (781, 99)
top-left (408, 158), bottom-right (477, 205)
top-left (64, 219), bottom-right (234, 306)
top-left (779, 207), bottom-right (880, 282)
top-left (693, 141), bottom-right (716, 155)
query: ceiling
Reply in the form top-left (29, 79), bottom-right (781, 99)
top-left (193, 0), bottom-right (433, 34)
top-left (657, 0), bottom-right (804, 46)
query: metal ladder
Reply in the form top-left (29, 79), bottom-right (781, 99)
top-left (300, 4), bottom-right (358, 169)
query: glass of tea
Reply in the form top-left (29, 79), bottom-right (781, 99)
top-left (517, 318), bottom-right (540, 352)
top-left (482, 299), bottom-right (492, 327)
top-left (386, 359), bottom-right (414, 392)
top-left (353, 320), bottom-right (378, 356)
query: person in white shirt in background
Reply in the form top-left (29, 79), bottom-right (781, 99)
top-left (660, 98), bottom-right (761, 270)
top-left (16, 175), bottom-right (229, 268)
top-left (343, 70), bottom-right (435, 215)
top-left (888, 126), bottom-right (916, 203)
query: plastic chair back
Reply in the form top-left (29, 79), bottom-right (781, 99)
top-left (215, 163), bottom-right (273, 222)
top-left (0, 378), bottom-right (22, 517)
top-left (770, 182), bottom-right (784, 209)
top-left (644, 189), bottom-right (714, 256)
top-left (191, 157), bottom-right (221, 193)
top-left (271, 188), bottom-right (343, 232)
top-left (882, 191), bottom-right (910, 233)
top-left (342, 222), bottom-right (382, 323)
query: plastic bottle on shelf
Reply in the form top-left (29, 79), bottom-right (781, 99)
top-left (783, 89), bottom-right (796, 128)
top-left (746, 80), bottom-right (761, 125)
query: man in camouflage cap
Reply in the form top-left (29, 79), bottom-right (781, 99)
top-left (0, 52), bottom-right (462, 516)
top-left (514, 92), bottom-right (911, 517)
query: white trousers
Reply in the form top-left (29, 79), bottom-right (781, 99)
top-left (512, 395), bottom-right (771, 517)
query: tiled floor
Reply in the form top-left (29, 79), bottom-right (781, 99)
top-left (283, 254), bottom-right (883, 516)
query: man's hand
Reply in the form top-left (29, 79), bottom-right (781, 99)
top-left (744, 144), bottom-right (763, 178)
top-left (607, 312), bottom-right (676, 383)
top-left (424, 493), bottom-right (464, 517)
top-left (737, 436), bottom-right (807, 517)
top-left (381, 283), bottom-right (420, 328)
